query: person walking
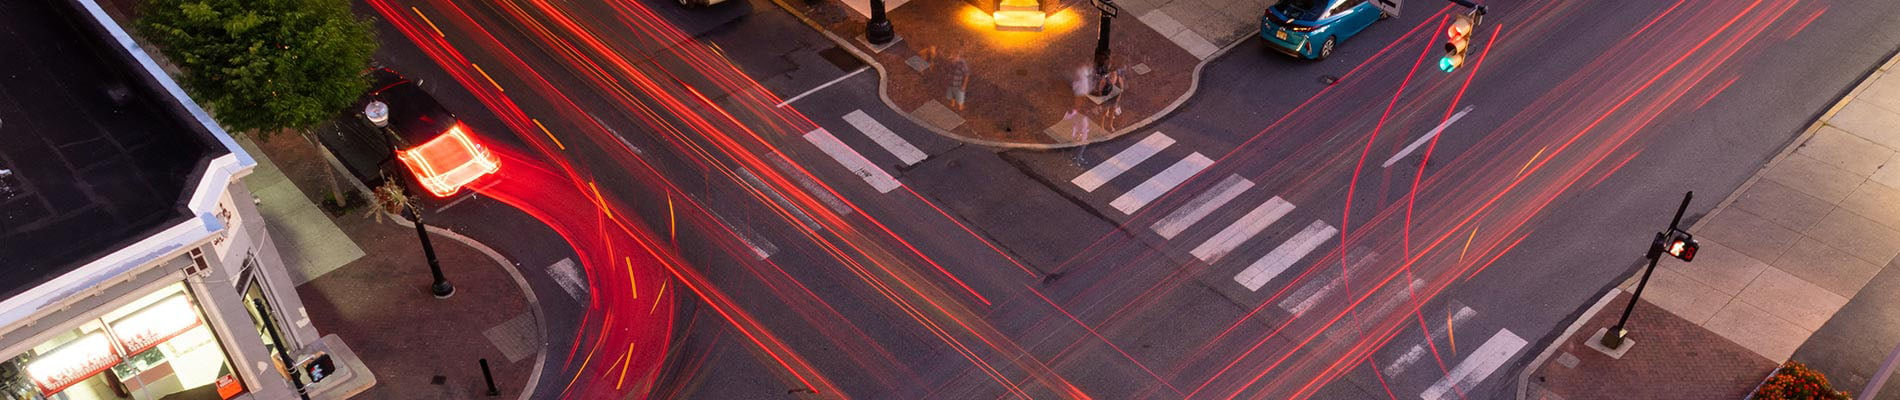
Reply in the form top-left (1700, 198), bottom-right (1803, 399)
top-left (1069, 66), bottom-right (1097, 165)
top-left (1100, 67), bottom-right (1126, 132)
top-left (946, 51), bottom-right (971, 111)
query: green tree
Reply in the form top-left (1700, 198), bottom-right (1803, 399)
top-left (140, 0), bottom-right (376, 133)
top-left (140, 0), bottom-right (377, 208)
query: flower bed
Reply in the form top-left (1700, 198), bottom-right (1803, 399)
top-left (1752, 361), bottom-right (1851, 400)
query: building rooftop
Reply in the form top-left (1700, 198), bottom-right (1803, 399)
top-left (0, 0), bottom-right (228, 301)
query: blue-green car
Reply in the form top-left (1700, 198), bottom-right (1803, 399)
top-left (1261, 0), bottom-right (1391, 60)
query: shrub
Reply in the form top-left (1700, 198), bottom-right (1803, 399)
top-left (1753, 361), bottom-right (1850, 400)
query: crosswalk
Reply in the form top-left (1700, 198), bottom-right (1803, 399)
top-left (1072, 131), bottom-right (1339, 294)
top-left (800, 109), bottom-right (928, 194)
top-left (1074, 131), bottom-right (1522, 400)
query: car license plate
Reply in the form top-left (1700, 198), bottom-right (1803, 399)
top-left (1275, 30), bottom-right (1287, 40)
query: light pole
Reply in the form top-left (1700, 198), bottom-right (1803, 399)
top-left (366, 101), bottom-right (455, 299)
top-left (412, 206), bottom-right (455, 298)
top-left (1090, 0), bottom-right (1121, 96)
top-left (1601, 191), bottom-right (1695, 349)
top-left (867, 0), bottom-right (894, 45)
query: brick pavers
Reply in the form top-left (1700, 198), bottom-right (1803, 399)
top-left (785, 0), bottom-right (1201, 147)
top-left (1530, 292), bottom-right (1774, 400)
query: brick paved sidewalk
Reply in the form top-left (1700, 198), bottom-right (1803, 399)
top-left (252, 134), bottom-right (544, 399)
top-left (778, 0), bottom-right (1233, 147)
top-left (1528, 292), bottom-right (1775, 400)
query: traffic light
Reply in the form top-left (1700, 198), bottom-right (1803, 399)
top-left (1666, 231), bottom-right (1699, 261)
top-left (1440, 13), bottom-right (1475, 72)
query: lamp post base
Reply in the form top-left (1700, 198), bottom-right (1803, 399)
top-left (1599, 327), bottom-right (1627, 349)
top-left (432, 280), bottom-right (456, 299)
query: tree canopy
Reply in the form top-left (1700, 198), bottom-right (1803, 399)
top-left (140, 0), bottom-right (377, 134)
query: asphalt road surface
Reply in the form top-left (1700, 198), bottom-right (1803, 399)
top-left (353, 0), bottom-right (1900, 397)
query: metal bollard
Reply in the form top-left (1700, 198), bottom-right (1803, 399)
top-left (480, 358), bottom-right (499, 396)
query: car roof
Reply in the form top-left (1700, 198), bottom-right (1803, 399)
top-left (367, 69), bottom-right (459, 147)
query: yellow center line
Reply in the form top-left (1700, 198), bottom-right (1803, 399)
top-left (650, 281), bottom-right (667, 314)
top-left (614, 342), bottom-right (636, 390)
top-left (532, 118), bottom-right (566, 150)
top-left (1460, 228), bottom-right (1477, 261)
top-left (410, 7), bottom-right (446, 38)
top-left (1516, 146), bottom-right (1547, 178)
top-left (588, 181), bottom-right (610, 218)
top-left (1447, 310), bottom-right (1458, 355)
top-left (472, 62), bottom-right (505, 93)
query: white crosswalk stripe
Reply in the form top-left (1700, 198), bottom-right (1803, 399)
top-left (1073, 132), bottom-right (1175, 192)
top-left (1278, 248), bottom-right (1378, 316)
top-left (1153, 174), bottom-right (1254, 239)
top-left (1386, 306), bottom-right (1479, 377)
top-left (1190, 196), bottom-right (1293, 262)
top-left (803, 128), bottom-right (901, 193)
top-left (1420, 329), bottom-right (1526, 400)
top-left (1235, 220), bottom-right (1338, 291)
top-left (1111, 153), bottom-right (1213, 214)
top-left (843, 110), bottom-right (927, 166)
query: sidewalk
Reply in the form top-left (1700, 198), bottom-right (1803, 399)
top-left (247, 132), bottom-right (546, 399)
top-left (1523, 53), bottom-right (1900, 399)
top-left (774, 0), bottom-right (1263, 148)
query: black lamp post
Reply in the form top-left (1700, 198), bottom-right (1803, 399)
top-left (867, 0), bottom-right (894, 45)
top-left (412, 208), bottom-right (455, 298)
top-left (366, 100), bottom-right (455, 299)
top-left (1091, 0), bottom-right (1121, 96)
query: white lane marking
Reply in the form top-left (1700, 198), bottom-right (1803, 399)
top-left (1190, 196), bottom-right (1294, 262)
top-left (702, 206), bottom-right (779, 260)
top-left (1111, 152), bottom-right (1213, 214)
top-left (1073, 132), bottom-right (1175, 192)
top-left (738, 167), bottom-right (822, 232)
top-left (843, 110), bottom-right (927, 166)
top-left (1386, 306), bottom-right (1479, 377)
top-left (1278, 249), bottom-right (1379, 316)
top-left (803, 128), bottom-right (901, 193)
top-left (765, 152), bottom-right (854, 217)
top-left (547, 258), bottom-right (589, 302)
top-left (1153, 174), bottom-right (1254, 239)
top-left (1420, 329), bottom-right (1527, 400)
top-left (1236, 220), bottom-right (1338, 291)
top-left (777, 67), bottom-right (867, 107)
top-left (1383, 106), bottom-right (1474, 168)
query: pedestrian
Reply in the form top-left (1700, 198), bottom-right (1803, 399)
top-left (946, 51), bottom-right (971, 111)
top-left (1100, 68), bottom-right (1126, 131)
top-left (1070, 66), bottom-right (1094, 109)
top-left (1068, 108), bottom-right (1092, 165)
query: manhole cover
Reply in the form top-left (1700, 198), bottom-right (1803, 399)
top-left (431, 375), bottom-right (447, 385)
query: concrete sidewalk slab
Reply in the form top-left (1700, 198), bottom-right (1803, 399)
top-left (1762, 153), bottom-right (1863, 203)
top-left (1705, 299), bottom-right (1811, 362)
top-left (239, 138), bottom-right (364, 285)
top-left (1661, 240), bottom-right (1768, 296)
top-left (1772, 236), bottom-right (1883, 297)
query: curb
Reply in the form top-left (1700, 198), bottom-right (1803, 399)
top-left (764, 0), bottom-right (1254, 149)
top-left (384, 212), bottom-right (549, 400)
top-left (1513, 46), bottom-right (1900, 400)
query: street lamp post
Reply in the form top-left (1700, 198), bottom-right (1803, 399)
top-left (1600, 191), bottom-right (1693, 349)
top-left (413, 208), bottom-right (456, 298)
top-left (366, 100), bottom-right (455, 299)
top-left (1091, 0), bottom-right (1122, 96)
top-left (867, 0), bottom-right (894, 45)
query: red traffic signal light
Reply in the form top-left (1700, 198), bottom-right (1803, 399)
top-left (1664, 230), bottom-right (1698, 261)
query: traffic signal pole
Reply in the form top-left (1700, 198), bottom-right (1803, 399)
top-left (1601, 191), bottom-right (1693, 349)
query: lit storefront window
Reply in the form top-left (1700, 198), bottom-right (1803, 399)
top-left (0, 283), bottom-right (244, 400)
